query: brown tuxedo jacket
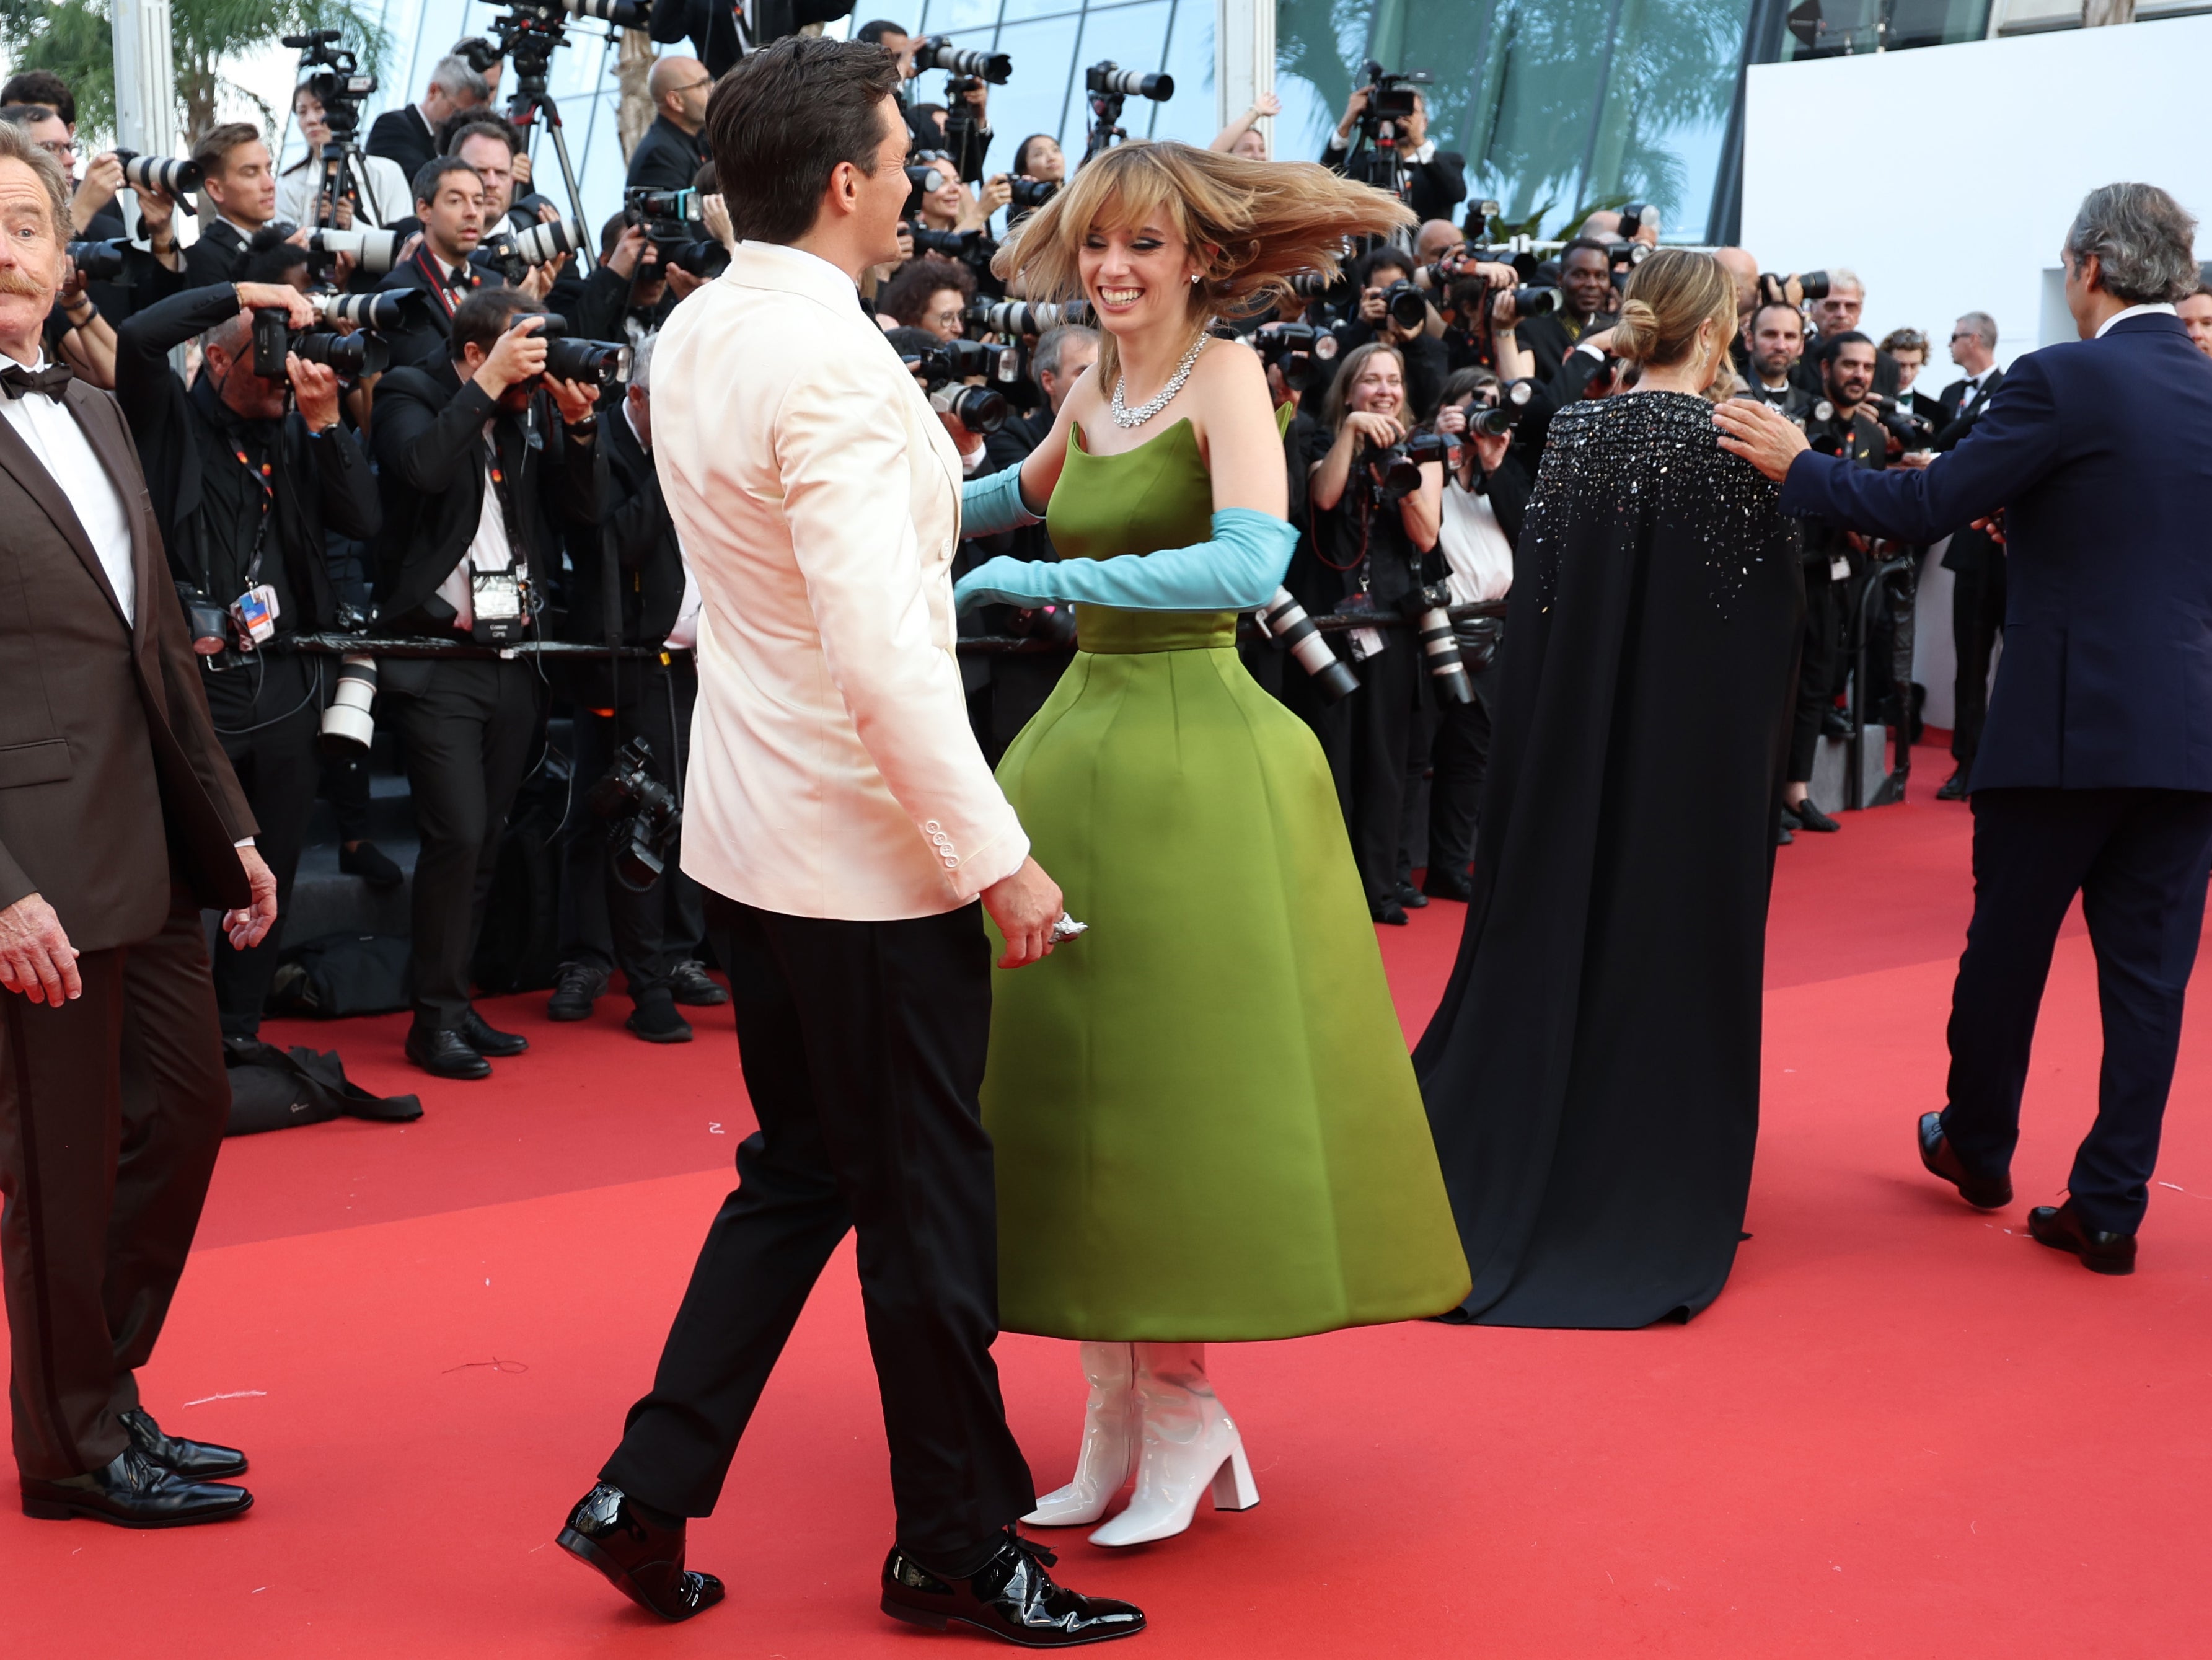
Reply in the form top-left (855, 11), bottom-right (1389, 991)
top-left (0, 379), bottom-right (255, 951)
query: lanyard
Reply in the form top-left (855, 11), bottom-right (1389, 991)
top-left (231, 438), bottom-right (273, 585)
top-left (413, 246), bottom-right (470, 319)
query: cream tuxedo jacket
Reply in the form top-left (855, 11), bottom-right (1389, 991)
top-left (654, 241), bottom-right (1029, 920)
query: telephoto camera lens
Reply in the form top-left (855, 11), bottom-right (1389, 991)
top-left (494, 217), bottom-right (587, 270)
top-left (919, 37), bottom-right (1013, 83)
top-left (304, 226), bottom-right (400, 275)
top-left (542, 335), bottom-right (631, 387)
top-left (904, 161), bottom-right (950, 196)
top-left (1382, 278), bottom-right (1427, 332)
top-left (314, 289), bottom-right (412, 330)
top-left (1407, 580), bottom-right (1473, 706)
top-left (1007, 177), bottom-right (1060, 211)
top-left (563, 0), bottom-right (653, 24)
top-left (114, 149), bottom-right (205, 204)
top-left (66, 238), bottom-right (128, 282)
top-left (1510, 283), bottom-right (1560, 318)
top-left (1470, 377), bottom-right (1536, 437)
top-left (936, 384), bottom-right (1007, 433)
top-left (1797, 269), bottom-right (1831, 302)
top-left (1087, 61), bottom-right (1173, 100)
top-left (1258, 589), bottom-right (1359, 703)
top-left (1618, 202), bottom-right (1648, 241)
top-left (292, 330), bottom-right (389, 376)
top-left (320, 654), bottom-right (378, 754)
top-left (1288, 272), bottom-right (1335, 299)
top-left (977, 299), bottom-right (1073, 334)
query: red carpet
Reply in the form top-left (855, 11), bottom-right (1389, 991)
top-left (7, 743), bottom-right (2211, 1657)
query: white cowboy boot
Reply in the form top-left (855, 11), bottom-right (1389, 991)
top-left (1023, 1341), bottom-right (1137, 1527)
top-left (1087, 1343), bottom-right (1259, 1548)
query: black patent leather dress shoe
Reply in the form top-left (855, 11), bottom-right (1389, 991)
top-left (668, 960), bottom-right (729, 1007)
top-left (557, 1483), bottom-right (724, 1622)
top-left (882, 1531), bottom-right (1145, 1648)
top-left (2029, 1200), bottom-right (2138, 1275)
top-left (405, 1026), bottom-right (491, 1080)
top-left (21, 1445), bottom-right (252, 1527)
top-left (1396, 882), bottom-right (1429, 910)
top-left (459, 1008), bottom-right (528, 1057)
top-left (1422, 865), bottom-right (1474, 903)
top-left (1918, 1111), bottom-right (2012, 1209)
top-left (121, 1408), bottom-right (246, 1480)
top-left (1936, 769), bottom-right (1970, 802)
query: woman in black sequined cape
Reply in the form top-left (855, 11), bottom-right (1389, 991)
top-left (1412, 391), bottom-right (1802, 1328)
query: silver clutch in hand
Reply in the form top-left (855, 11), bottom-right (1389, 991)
top-left (1049, 913), bottom-right (1089, 944)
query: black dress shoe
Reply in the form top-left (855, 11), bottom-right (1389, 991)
top-left (627, 998), bottom-right (694, 1044)
top-left (1370, 899), bottom-right (1409, 926)
top-left (1822, 705), bottom-right (1854, 739)
top-left (882, 1531), bottom-right (1145, 1648)
top-left (1396, 882), bottom-right (1429, 910)
top-left (21, 1445), bottom-right (252, 1527)
top-left (547, 960), bottom-right (608, 1022)
top-left (1917, 1111), bottom-right (2012, 1209)
top-left (1936, 769), bottom-right (1970, 801)
top-left (121, 1408), bottom-right (245, 1480)
top-left (2029, 1200), bottom-right (2138, 1275)
top-left (668, 960), bottom-right (729, 1007)
top-left (1422, 865), bottom-right (1474, 903)
top-left (338, 840), bottom-right (406, 890)
top-left (405, 1026), bottom-right (491, 1080)
top-left (1792, 796), bottom-right (1841, 832)
top-left (557, 1483), bottom-right (724, 1622)
top-left (459, 1008), bottom-right (528, 1057)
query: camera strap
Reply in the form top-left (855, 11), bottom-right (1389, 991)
top-left (412, 245), bottom-right (470, 319)
top-left (230, 439), bottom-right (274, 587)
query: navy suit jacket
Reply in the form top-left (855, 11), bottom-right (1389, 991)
top-left (1779, 312), bottom-right (2212, 792)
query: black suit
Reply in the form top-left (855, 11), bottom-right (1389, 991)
top-left (625, 115), bottom-right (706, 193)
top-left (369, 361), bottom-right (601, 1031)
top-left (374, 247), bottom-right (488, 370)
top-left (1321, 136), bottom-right (1467, 226)
top-left (181, 218), bottom-right (251, 286)
top-left (1934, 368), bottom-right (2006, 766)
top-left (365, 104), bottom-right (438, 186)
top-left (1517, 309), bottom-right (1613, 385)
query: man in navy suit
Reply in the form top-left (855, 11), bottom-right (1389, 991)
top-left (1716, 183), bottom-right (2212, 1277)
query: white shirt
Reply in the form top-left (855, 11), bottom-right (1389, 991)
top-left (435, 431), bottom-right (516, 630)
top-left (0, 357), bottom-right (134, 624)
top-left (278, 151), bottom-right (414, 230)
top-left (2097, 301), bottom-right (2178, 338)
top-left (1438, 479), bottom-right (1514, 604)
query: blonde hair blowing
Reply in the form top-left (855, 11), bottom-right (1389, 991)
top-left (1613, 248), bottom-right (1737, 373)
top-left (993, 140), bottom-right (1416, 385)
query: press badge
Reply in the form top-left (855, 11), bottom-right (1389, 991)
top-left (472, 569), bottom-right (524, 645)
top-left (1829, 555), bottom-right (1850, 582)
top-left (231, 583), bottom-right (279, 648)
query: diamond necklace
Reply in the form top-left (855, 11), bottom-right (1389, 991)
top-left (1109, 329), bottom-right (1211, 430)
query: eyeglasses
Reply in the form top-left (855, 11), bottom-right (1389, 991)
top-left (671, 76), bottom-right (712, 95)
top-left (928, 308), bottom-right (964, 326)
top-left (35, 139), bottom-right (75, 161)
top-left (1949, 332), bottom-right (1976, 342)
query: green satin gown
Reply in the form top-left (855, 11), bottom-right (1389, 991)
top-left (982, 417), bottom-right (1472, 1341)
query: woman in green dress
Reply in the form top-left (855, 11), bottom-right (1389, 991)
top-left (953, 143), bottom-right (1471, 1549)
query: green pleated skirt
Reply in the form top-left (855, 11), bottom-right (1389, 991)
top-left (982, 609), bottom-right (1471, 1341)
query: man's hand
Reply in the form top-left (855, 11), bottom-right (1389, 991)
top-left (548, 374), bottom-right (601, 426)
top-left (606, 221), bottom-right (648, 280)
top-left (0, 893), bottom-right (81, 1005)
top-left (938, 408), bottom-right (984, 464)
top-left (978, 174), bottom-right (1012, 217)
top-left (224, 847), bottom-right (280, 951)
top-left (1713, 397), bottom-right (1812, 482)
top-left (1357, 286), bottom-right (1387, 327)
top-left (513, 152), bottom-right (534, 191)
top-left (474, 316), bottom-right (550, 396)
top-left (981, 855), bottom-right (1063, 969)
top-left (1336, 86), bottom-right (1370, 140)
top-left (236, 283), bottom-right (318, 330)
top-left (71, 151), bottom-right (125, 232)
top-left (664, 263), bottom-right (705, 301)
top-left (288, 353), bottom-right (343, 431)
top-left (1973, 510), bottom-right (2006, 545)
top-left (1344, 409), bottom-right (1405, 448)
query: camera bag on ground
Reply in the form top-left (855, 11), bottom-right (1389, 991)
top-left (223, 1038), bottom-right (423, 1136)
top-left (470, 747), bottom-right (570, 995)
top-left (268, 932), bottom-right (415, 1017)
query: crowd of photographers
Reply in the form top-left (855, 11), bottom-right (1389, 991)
top-left (14, 22), bottom-right (2206, 1077)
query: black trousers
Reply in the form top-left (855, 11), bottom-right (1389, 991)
top-left (602, 894), bottom-right (1034, 1563)
top-left (1950, 556), bottom-right (2006, 767)
top-left (558, 660), bottom-right (707, 1005)
top-left (203, 653), bottom-right (324, 1038)
top-left (382, 656), bottom-right (545, 1028)
top-left (1942, 787), bottom-right (2212, 1234)
top-left (1789, 565), bottom-right (1846, 785)
top-left (1422, 656), bottom-right (1499, 881)
top-left (1307, 637), bottom-right (1421, 908)
top-left (0, 890), bottom-right (229, 1480)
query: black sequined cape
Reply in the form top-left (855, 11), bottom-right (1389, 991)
top-left (1413, 391), bottom-right (1803, 1329)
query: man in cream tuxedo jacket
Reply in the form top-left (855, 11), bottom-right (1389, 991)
top-left (557, 35), bottom-right (1145, 1650)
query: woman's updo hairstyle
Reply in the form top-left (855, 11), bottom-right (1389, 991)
top-left (1613, 247), bottom-right (1737, 372)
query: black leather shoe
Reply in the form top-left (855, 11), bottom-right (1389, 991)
top-left (557, 1483), bottom-right (724, 1622)
top-left (121, 1408), bottom-right (245, 1480)
top-left (882, 1531), bottom-right (1145, 1648)
top-left (21, 1445), bottom-right (252, 1527)
top-left (1370, 899), bottom-right (1409, 926)
top-left (1822, 705), bottom-right (1853, 739)
top-left (627, 999), bottom-right (694, 1044)
top-left (1918, 1111), bottom-right (2012, 1209)
top-left (1792, 796), bottom-right (1841, 832)
top-left (459, 1008), bottom-right (528, 1057)
top-left (547, 960), bottom-right (608, 1022)
top-left (338, 840), bottom-right (406, 890)
top-left (668, 960), bottom-right (729, 1007)
top-left (2029, 1200), bottom-right (2138, 1275)
top-left (405, 1026), bottom-right (491, 1080)
top-left (1396, 882), bottom-right (1429, 910)
top-left (1936, 769), bottom-right (1970, 802)
top-left (1423, 865), bottom-right (1474, 903)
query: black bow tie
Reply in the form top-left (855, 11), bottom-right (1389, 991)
top-left (0, 361), bottom-right (71, 402)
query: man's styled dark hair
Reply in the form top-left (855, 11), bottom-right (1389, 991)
top-left (192, 121), bottom-right (263, 179)
top-left (1354, 245), bottom-right (1412, 289)
top-left (1560, 236), bottom-right (1610, 263)
top-left (451, 285), bottom-right (547, 360)
top-left (413, 154), bottom-right (481, 210)
top-left (1748, 298), bottom-right (1803, 336)
top-left (1818, 329), bottom-right (1874, 369)
top-left (0, 71), bottom-right (73, 128)
top-left (707, 35), bottom-right (904, 245)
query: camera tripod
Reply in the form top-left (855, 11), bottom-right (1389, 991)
top-left (307, 132), bottom-right (382, 229)
top-left (1083, 91), bottom-right (1132, 166)
top-left (498, 26), bottom-right (601, 268)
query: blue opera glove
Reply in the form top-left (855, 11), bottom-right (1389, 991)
top-left (960, 464), bottom-right (1045, 538)
top-left (953, 508), bottom-right (1298, 615)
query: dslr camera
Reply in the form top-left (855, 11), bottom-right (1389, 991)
top-left (903, 339), bottom-right (1018, 434)
top-left (588, 736), bottom-right (683, 892)
top-left (250, 305), bottom-right (390, 379)
top-left (971, 299), bottom-right (1090, 336)
top-left (1087, 61), bottom-right (1173, 100)
top-left (302, 224), bottom-right (402, 278)
top-left (1871, 392), bottom-right (1934, 448)
top-left (1253, 321), bottom-right (1341, 392)
top-left (113, 149), bottom-right (203, 214)
top-left (1466, 377), bottom-right (1536, 438)
top-left (909, 224), bottom-right (1000, 280)
top-left (1374, 278), bottom-right (1427, 333)
top-left (1364, 432), bottom-right (1452, 505)
top-left (532, 315), bottom-right (631, 387)
top-left (283, 30), bottom-right (376, 144)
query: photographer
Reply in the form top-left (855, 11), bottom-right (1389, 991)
top-left (576, 215), bottom-right (682, 348)
top-left (1339, 245), bottom-right (1448, 420)
top-left (1416, 366), bottom-right (1529, 903)
top-left (112, 280), bottom-right (381, 1036)
top-left (1322, 81), bottom-right (1466, 224)
top-left (1516, 237), bottom-right (1616, 382)
top-left (449, 118), bottom-right (540, 239)
top-left (1742, 299), bottom-right (1812, 418)
top-left (366, 52), bottom-right (491, 183)
top-left (1929, 310), bottom-right (2006, 801)
top-left (280, 79), bottom-right (412, 229)
top-left (879, 254), bottom-right (974, 341)
top-left (183, 123), bottom-right (284, 286)
top-left (1304, 340), bottom-right (1445, 924)
top-left (369, 286), bottom-right (603, 1079)
top-left (376, 157), bottom-right (488, 368)
top-left (552, 331), bottom-right (722, 1042)
top-left (1783, 330), bottom-right (1887, 839)
top-left (626, 55), bottom-right (712, 193)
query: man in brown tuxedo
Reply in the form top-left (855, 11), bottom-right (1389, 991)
top-left (0, 121), bottom-right (281, 1527)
